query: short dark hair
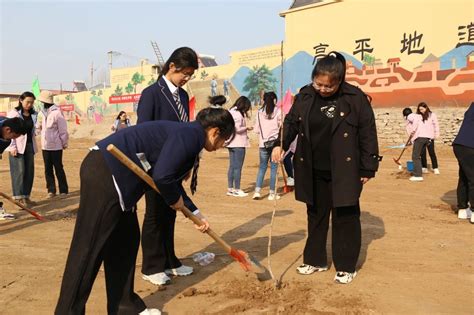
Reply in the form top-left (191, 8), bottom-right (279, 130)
top-left (208, 95), bottom-right (227, 107)
top-left (402, 107), bottom-right (412, 118)
top-left (311, 51), bottom-right (346, 83)
top-left (2, 117), bottom-right (27, 135)
top-left (15, 91), bottom-right (36, 113)
top-left (231, 96), bottom-right (251, 118)
top-left (196, 107), bottom-right (235, 142)
top-left (160, 47), bottom-right (199, 78)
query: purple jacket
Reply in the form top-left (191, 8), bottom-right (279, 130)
top-left (6, 109), bottom-right (38, 154)
top-left (226, 108), bottom-right (250, 148)
top-left (254, 108), bottom-right (282, 148)
top-left (36, 105), bottom-right (69, 150)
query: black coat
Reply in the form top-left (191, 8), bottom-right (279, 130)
top-left (280, 82), bottom-right (379, 207)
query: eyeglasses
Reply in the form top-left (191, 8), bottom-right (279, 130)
top-left (177, 69), bottom-right (195, 80)
top-left (312, 81), bottom-right (340, 92)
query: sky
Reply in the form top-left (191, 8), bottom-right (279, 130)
top-left (0, 0), bottom-right (290, 93)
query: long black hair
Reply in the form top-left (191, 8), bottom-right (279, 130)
top-left (15, 91), bottom-right (36, 114)
top-left (230, 96), bottom-right (251, 118)
top-left (159, 47), bottom-right (199, 79)
top-left (416, 102), bottom-right (432, 122)
top-left (262, 91), bottom-right (277, 119)
top-left (115, 111), bottom-right (127, 120)
top-left (196, 107), bottom-right (235, 142)
top-left (311, 51), bottom-right (346, 83)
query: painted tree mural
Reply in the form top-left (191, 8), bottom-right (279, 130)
top-left (131, 72), bottom-right (145, 93)
top-left (125, 83), bottom-right (134, 94)
top-left (113, 85), bottom-right (123, 96)
top-left (242, 64), bottom-right (277, 105)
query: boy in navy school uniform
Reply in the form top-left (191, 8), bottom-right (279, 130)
top-left (55, 107), bottom-right (235, 315)
top-left (0, 117), bottom-right (27, 154)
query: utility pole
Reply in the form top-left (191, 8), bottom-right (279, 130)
top-left (90, 62), bottom-right (94, 89)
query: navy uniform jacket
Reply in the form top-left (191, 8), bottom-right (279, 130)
top-left (96, 120), bottom-right (204, 211)
top-left (0, 117), bottom-right (12, 154)
top-left (453, 103), bottom-right (474, 149)
top-left (137, 77), bottom-right (190, 123)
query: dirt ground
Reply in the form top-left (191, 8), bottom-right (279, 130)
top-left (0, 134), bottom-right (473, 314)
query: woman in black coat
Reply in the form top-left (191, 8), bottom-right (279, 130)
top-left (272, 52), bottom-right (380, 284)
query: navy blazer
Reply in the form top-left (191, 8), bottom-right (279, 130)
top-left (453, 103), bottom-right (474, 149)
top-left (0, 117), bottom-right (12, 154)
top-left (96, 121), bottom-right (205, 211)
top-left (137, 77), bottom-right (190, 123)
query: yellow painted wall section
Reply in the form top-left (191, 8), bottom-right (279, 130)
top-left (282, 0), bottom-right (474, 69)
top-left (194, 44), bottom-right (283, 80)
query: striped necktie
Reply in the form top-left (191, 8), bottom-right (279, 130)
top-left (190, 156), bottom-right (200, 195)
top-left (173, 89), bottom-right (188, 122)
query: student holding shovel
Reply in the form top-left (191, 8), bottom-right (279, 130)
top-left (55, 107), bottom-right (235, 315)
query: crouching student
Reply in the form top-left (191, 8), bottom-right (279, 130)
top-left (55, 107), bottom-right (235, 315)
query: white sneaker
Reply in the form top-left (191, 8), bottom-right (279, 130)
top-left (139, 308), bottom-right (162, 315)
top-left (165, 265), bottom-right (193, 276)
top-left (471, 214), bottom-right (474, 224)
top-left (233, 190), bottom-right (248, 197)
top-left (226, 189), bottom-right (235, 196)
top-left (0, 211), bottom-right (15, 220)
top-left (458, 208), bottom-right (472, 219)
top-left (433, 168), bottom-right (440, 175)
top-left (409, 176), bottom-right (423, 181)
top-left (142, 272), bottom-right (171, 285)
top-left (296, 264), bottom-right (328, 275)
top-left (252, 192), bottom-right (261, 200)
top-left (334, 271), bottom-right (357, 284)
top-left (422, 168), bottom-right (429, 174)
top-left (268, 193), bottom-right (281, 201)
top-left (286, 177), bottom-right (295, 186)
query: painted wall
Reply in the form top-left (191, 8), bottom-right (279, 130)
top-left (32, 0), bottom-right (473, 115)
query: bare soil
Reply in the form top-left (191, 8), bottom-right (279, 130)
top-left (0, 135), bottom-right (472, 314)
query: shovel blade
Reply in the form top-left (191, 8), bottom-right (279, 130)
top-left (230, 248), bottom-right (266, 274)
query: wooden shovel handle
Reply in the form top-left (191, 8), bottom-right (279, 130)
top-left (106, 144), bottom-right (232, 253)
top-left (0, 191), bottom-right (45, 221)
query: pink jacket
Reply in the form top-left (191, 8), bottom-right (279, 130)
top-left (36, 105), bottom-right (69, 150)
top-left (254, 108), bottom-right (282, 148)
top-left (5, 109), bottom-right (38, 154)
top-left (407, 112), bottom-right (440, 140)
top-left (226, 108), bottom-right (250, 148)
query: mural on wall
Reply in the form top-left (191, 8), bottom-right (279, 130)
top-left (227, 21), bottom-right (474, 107)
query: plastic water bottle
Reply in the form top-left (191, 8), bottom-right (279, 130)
top-left (192, 252), bottom-right (215, 266)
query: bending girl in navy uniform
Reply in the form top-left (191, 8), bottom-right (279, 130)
top-left (55, 107), bottom-right (235, 315)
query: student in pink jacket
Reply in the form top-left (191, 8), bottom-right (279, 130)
top-left (6, 92), bottom-right (38, 205)
top-left (417, 102), bottom-right (440, 175)
top-left (36, 90), bottom-right (69, 198)
top-left (225, 96), bottom-right (252, 197)
top-left (253, 92), bottom-right (282, 201)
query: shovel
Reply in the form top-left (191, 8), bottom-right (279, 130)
top-left (106, 144), bottom-right (265, 274)
top-left (280, 163), bottom-right (293, 193)
top-left (0, 191), bottom-right (45, 221)
top-left (393, 134), bottom-right (413, 166)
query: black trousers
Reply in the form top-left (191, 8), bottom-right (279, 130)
top-left (141, 190), bottom-right (181, 275)
top-left (453, 144), bottom-right (474, 209)
top-left (55, 151), bottom-right (146, 315)
top-left (421, 140), bottom-right (438, 169)
top-left (303, 170), bottom-right (361, 273)
top-left (43, 150), bottom-right (69, 194)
